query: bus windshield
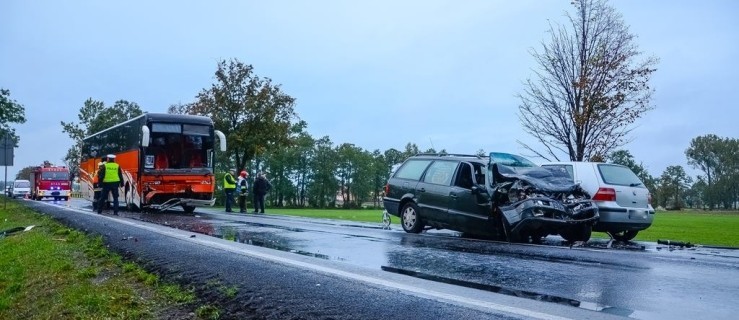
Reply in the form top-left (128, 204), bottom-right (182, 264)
top-left (146, 124), bottom-right (214, 170)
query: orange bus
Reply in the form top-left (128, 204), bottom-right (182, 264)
top-left (79, 113), bottom-right (226, 212)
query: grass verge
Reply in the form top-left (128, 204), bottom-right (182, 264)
top-left (0, 199), bottom-right (196, 319)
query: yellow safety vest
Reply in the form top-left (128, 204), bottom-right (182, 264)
top-left (103, 162), bottom-right (121, 183)
top-left (223, 173), bottom-right (236, 189)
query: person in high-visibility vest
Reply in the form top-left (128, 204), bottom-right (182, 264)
top-left (223, 169), bottom-right (237, 212)
top-left (97, 154), bottom-right (123, 215)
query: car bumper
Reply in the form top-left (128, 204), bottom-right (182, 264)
top-left (499, 197), bottom-right (600, 235)
top-left (179, 198), bottom-right (216, 207)
top-left (592, 206), bottom-right (654, 232)
top-left (39, 190), bottom-right (71, 197)
top-left (383, 198), bottom-right (400, 217)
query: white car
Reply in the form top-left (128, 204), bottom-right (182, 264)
top-left (11, 179), bottom-right (31, 199)
top-left (540, 162), bottom-right (654, 241)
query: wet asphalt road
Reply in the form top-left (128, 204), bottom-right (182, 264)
top-left (20, 198), bottom-right (739, 319)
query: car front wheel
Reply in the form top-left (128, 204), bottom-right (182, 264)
top-left (560, 224), bottom-right (592, 242)
top-left (610, 230), bottom-right (639, 242)
top-left (400, 203), bottom-right (424, 233)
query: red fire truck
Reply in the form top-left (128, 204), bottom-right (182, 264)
top-left (29, 161), bottom-right (72, 201)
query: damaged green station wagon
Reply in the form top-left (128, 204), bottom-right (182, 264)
top-left (383, 153), bottom-right (600, 242)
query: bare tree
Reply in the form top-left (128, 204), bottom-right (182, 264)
top-left (518, 0), bottom-right (657, 161)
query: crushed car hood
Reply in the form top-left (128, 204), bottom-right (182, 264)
top-left (492, 164), bottom-right (580, 193)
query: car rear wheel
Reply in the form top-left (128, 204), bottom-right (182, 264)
top-left (610, 230), bottom-right (639, 242)
top-left (560, 225), bottom-right (592, 242)
top-left (400, 203), bottom-right (424, 233)
top-left (182, 205), bottom-right (196, 214)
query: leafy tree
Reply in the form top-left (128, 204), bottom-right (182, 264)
top-left (0, 88), bottom-right (27, 146)
top-left (401, 143), bottom-right (420, 159)
top-left (262, 121), bottom-right (311, 207)
top-left (686, 178), bottom-right (707, 209)
top-left (518, 0), bottom-right (658, 161)
top-left (61, 99), bottom-right (143, 180)
top-left (336, 143), bottom-right (375, 207)
top-left (658, 165), bottom-right (692, 210)
top-left (713, 137), bottom-right (739, 209)
top-left (15, 165), bottom-right (37, 180)
top-left (686, 135), bottom-right (739, 209)
top-left (172, 58), bottom-right (299, 172)
top-left (291, 129), bottom-right (315, 207)
top-left (685, 134), bottom-right (722, 209)
top-left (383, 148), bottom-right (404, 166)
top-left (307, 136), bottom-right (338, 208)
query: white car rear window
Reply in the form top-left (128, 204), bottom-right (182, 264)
top-left (597, 164), bottom-right (644, 187)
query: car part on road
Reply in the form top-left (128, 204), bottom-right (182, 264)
top-left (657, 239), bottom-right (694, 248)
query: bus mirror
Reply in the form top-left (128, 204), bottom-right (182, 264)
top-left (141, 126), bottom-right (150, 147)
top-left (215, 130), bottom-right (226, 152)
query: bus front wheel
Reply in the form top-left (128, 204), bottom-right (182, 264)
top-left (182, 205), bottom-right (196, 214)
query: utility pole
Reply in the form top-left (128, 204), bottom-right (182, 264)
top-left (1, 135), bottom-right (15, 209)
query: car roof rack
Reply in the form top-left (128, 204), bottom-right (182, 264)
top-left (414, 153), bottom-right (485, 159)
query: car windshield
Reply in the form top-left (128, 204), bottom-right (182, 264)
top-left (14, 181), bottom-right (30, 188)
top-left (489, 152), bottom-right (537, 167)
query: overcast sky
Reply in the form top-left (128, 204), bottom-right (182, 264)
top-left (1, 0), bottom-right (737, 181)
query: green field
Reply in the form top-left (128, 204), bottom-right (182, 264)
top-left (631, 210), bottom-right (739, 247)
top-left (264, 207), bottom-right (739, 248)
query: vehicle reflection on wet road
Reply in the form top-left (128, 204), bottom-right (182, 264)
top-left (56, 198), bottom-right (739, 319)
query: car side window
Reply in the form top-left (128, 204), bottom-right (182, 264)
top-left (422, 161), bottom-right (457, 186)
top-left (394, 160), bottom-right (432, 180)
top-left (473, 164), bottom-right (486, 185)
top-left (454, 163), bottom-right (473, 189)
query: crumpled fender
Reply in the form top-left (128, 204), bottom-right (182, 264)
top-left (499, 197), bottom-right (599, 235)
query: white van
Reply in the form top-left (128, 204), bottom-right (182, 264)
top-left (11, 179), bottom-right (31, 199)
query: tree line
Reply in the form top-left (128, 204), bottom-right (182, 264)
top-left (607, 135), bottom-right (739, 210)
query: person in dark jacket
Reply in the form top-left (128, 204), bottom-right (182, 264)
top-left (252, 172), bottom-right (271, 214)
top-left (97, 154), bottom-right (123, 215)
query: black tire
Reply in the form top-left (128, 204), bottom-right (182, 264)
top-left (499, 213), bottom-right (521, 243)
top-left (400, 202), bottom-right (424, 233)
top-left (182, 205), bottom-right (196, 214)
top-left (560, 224), bottom-right (592, 242)
top-left (530, 231), bottom-right (548, 244)
top-left (610, 230), bottom-right (639, 242)
top-left (62, 196), bottom-right (69, 201)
